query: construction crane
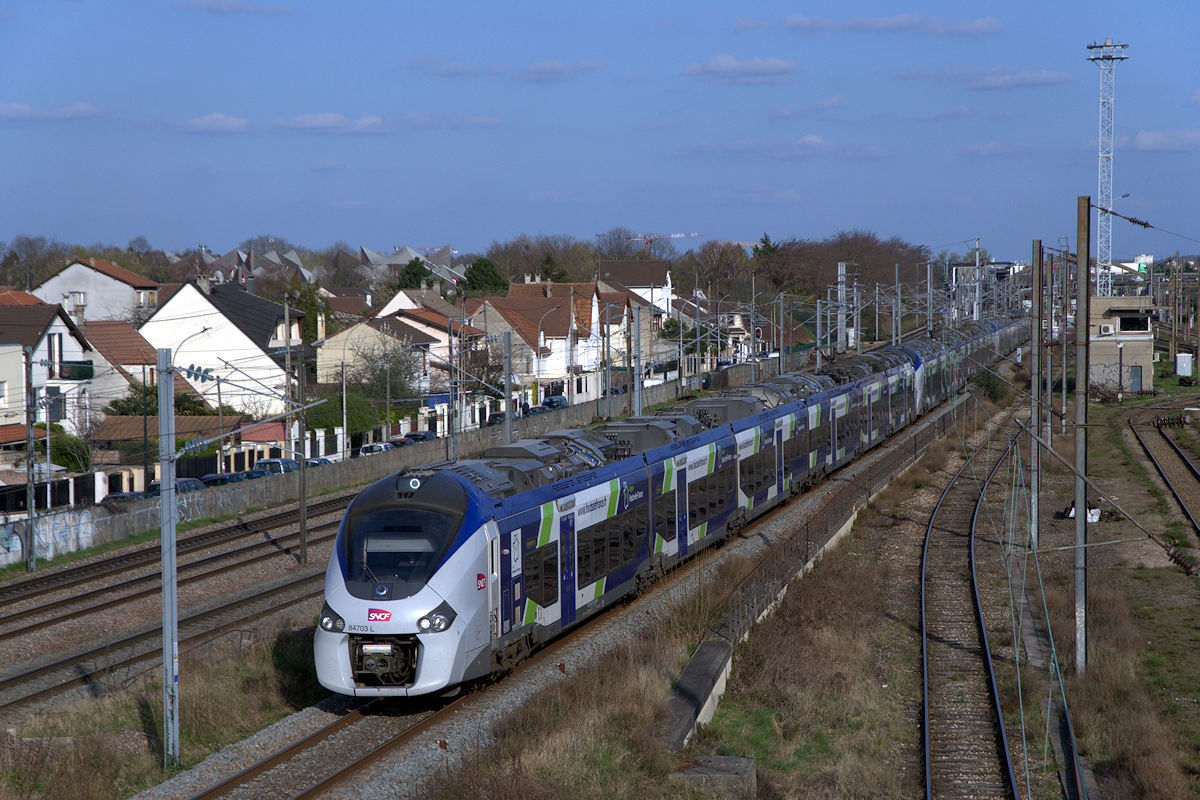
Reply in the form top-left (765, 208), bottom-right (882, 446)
top-left (625, 231), bottom-right (704, 248)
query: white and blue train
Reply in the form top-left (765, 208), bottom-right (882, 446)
top-left (315, 318), bottom-right (1025, 696)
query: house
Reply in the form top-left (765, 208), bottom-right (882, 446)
top-left (0, 305), bottom-right (97, 436)
top-left (32, 257), bottom-right (159, 324)
top-left (1089, 295), bottom-right (1154, 394)
top-left (598, 260), bottom-right (676, 314)
top-left (359, 246), bottom-right (466, 292)
top-left (82, 320), bottom-right (202, 410)
top-left (139, 279), bottom-right (304, 416)
top-left (315, 315), bottom-right (438, 387)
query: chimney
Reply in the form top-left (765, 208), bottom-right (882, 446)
top-left (196, 276), bottom-right (211, 295)
top-left (245, 277), bottom-right (256, 296)
top-left (544, 281), bottom-right (552, 298)
top-left (524, 273), bottom-right (531, 284)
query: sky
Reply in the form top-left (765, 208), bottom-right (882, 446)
top-left (1, 1), bottom-right (1197, 265)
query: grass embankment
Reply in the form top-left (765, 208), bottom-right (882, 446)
top-left (0, 624), bottom-right (322, 800)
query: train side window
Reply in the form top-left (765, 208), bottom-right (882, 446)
top-left (654, 488), bottom-right (677, 542)
top-left (577, 529), bottom-right (593, 585)
top-left (540, 547), bottom-right (558, 605)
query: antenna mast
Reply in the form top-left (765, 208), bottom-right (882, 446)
top-left (1088, 38), bottom-right (1128, 297)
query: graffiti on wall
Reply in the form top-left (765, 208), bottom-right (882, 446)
top-left (0, 510), bottom-right (96, 568)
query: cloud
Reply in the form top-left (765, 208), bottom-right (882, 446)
top-left (960, 140), bottom-right (1036, 156)
top-left (176, 0), bottom-right (291, 13)
top-left (1130, 129), bottom-right (1200, 152)
top-left (273, 113), bottom-right (384, 133)
top-left (683, 54), bottom-right (798, 84)
top-left (515, 60), bottom-right (604, 82)
top-left (967, 68), bottom-right (1071, 90)
top-left (783, 13), bottom-right (998, 36)
top-left (178, 112), bottom-right (250, 133)
top-left (0, 101), bottom-right (102, 120)
top-left (398, 111), bottom-right (502, 130)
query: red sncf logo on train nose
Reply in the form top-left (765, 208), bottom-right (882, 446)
top-left (477, 573), bottom-right (486, 590)
top-left (367, 609), bottom-right (391, 622)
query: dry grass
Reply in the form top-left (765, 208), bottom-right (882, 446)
top-left (0, 625), bottom-right (323, 800)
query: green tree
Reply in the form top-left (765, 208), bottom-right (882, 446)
top-left (395, 258), bottom-right (431, 289)
top-left (104, 380), bottom-right (232, 417)
top-left (464, 258), bottom-right (508, 294)
top-left (539, 251), bottom-right (569, 283)
top-left (288, 279), bottom-right (332, 344)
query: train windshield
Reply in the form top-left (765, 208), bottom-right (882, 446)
top-left (348, 508), bottom-right (459, 588)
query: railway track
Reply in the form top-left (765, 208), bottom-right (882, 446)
top-left (921, 407), bottom-right (1019, 800)
top-left (0, 570), bottom-right (325, 715)
top-left (0, 492), bottom-right (356, 606)
top-left (1128, 414), bottom-right (1200, 538)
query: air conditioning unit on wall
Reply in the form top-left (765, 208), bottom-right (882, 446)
top-left (1098, 324), bottom-right (1115, 335)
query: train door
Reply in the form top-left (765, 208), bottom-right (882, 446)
top-left (675, 461), bottom-right (688, 558)
top-left (775, 420), bottom-right (784, 496)
top-left (558, 507), bottom-right (576, 627)
top-left (487, 524), bottom-right (501, 641)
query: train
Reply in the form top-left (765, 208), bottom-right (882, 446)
top-left (315, 317), bottom-right (1026, 697)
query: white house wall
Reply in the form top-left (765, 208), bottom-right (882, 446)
top-left (139, 285), bottom-right (290, 416)
top-left (33, 264), bottom-right (144, 322)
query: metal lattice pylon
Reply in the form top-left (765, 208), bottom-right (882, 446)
top-left (1088, 38), bottom-right (1128, 297)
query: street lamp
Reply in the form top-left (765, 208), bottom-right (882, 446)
top-left (535, 305), bottom-right (561, 406)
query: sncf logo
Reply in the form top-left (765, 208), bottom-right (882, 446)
top-left (367, 609), bottom-right (392, 622)
top-left (476, 573), bottom-right (487, 590)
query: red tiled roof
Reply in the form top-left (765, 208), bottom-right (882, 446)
top-left (395, 308), bottom-right (484, 337)
top-left (483, 296), bottom-right (575, 351)
top-left (82, 320), bottom-right (156, 365)
top-left (0, 423), bottom-right (27, 445)
top-left (92, 415), bottom-right (244, 442)
top-left (329, 296), bottom-right (369, 314)
top-left (63, 258), bottom-right (158, 290)
top-left (241, 420), bottom-right (284, 442)
top-left (0, 287), bottom-right (46, 306)
top-left (507, 281), bottom-right (595, 336)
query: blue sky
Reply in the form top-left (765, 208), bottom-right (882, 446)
top-left (1, 1), bottom-right (1196, 264)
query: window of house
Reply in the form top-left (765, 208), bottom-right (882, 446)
top-left (1118, 315), bottom-right (1149, 332)
top-left (46, 333), bottom-right (63, 378)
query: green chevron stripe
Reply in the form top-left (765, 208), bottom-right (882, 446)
top-left (607, 478), bottom-right (619, 517)
top-left (593, 576), bottom-right (606, 600)
top-left (663, 459), bottom-right (674, 493)
top-left (522, 599), bottom-right (537, 626)
top-left (707, 443), bottom-right (716, 474)
top-left (538, 502), bottom-right (553, 546)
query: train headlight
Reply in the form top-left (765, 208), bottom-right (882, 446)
top-left (417, 601), bottom-right (456, 633)
top-left (319, 602), bottom-right (345, 633)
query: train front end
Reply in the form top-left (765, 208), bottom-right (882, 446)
top-left (314, 469), bottom-right (497, 697)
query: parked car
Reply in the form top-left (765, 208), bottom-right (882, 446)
top-left (485, 412), bottom-right (506, 427)
top-left (388, 436), bottom-right (413, 447)
top-left (103, 491), bottom-right (144, 502)
top-left (403, 430), bottom-right (438, 442)
top-left (525, 405), bottom-right (551, 416)
top-left (239, 468), bottom-right (267, 480)
top-left (145, 477), bottom-right (206, 496)
top-left (199, 472), bottom-right (250, 486)
top-left (255, 458), bottom-right (299, 475)
top-left (541, 395), bottom-right (569, 410)
top-left (359, 443), bottom-right (389, 457)
top-left (305, 457), bottom-right (332, 467)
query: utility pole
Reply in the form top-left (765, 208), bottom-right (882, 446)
top-left (1031, 240), bottom-right (1043, 550)
top-left (1061, 239), bottom-right (1070, 435)
top-left (156, 347), bottom-right (180, 767)
top-left (837, 262), bottom-right (847, 354)
top-left (926, 262), bottom-right (933, 336)
top-left (633, 306), bottom-right (643, 415)
top-left (750, 270), bottom-right (758, 381)
top-left (815, 299), bottom-right (823, 369)
top-left (447, 319), bottom-right (456, 460)
top-left (1075, 196), bottom-right (1091, 676)
top-left (894, 263), bottom-right (902, 343)
top-left (874, 284), bottom-right (880, 342)
top-left (385, 364), bottom-right (391, 441)
top-left (503, 331), bottom-right (514, 444)
top-left (973, 241), bottom-right (982, 322)
top-left (1171, 254), bottom-right (1178, 363)
top-left (216, 378), bottom-right (224, 476)
top-left (23, 347), bottom-right (35, 572)
top-left (341, 364), bottom-right (347, 461)
top-left (297, 353), bottom-right (307, 565)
